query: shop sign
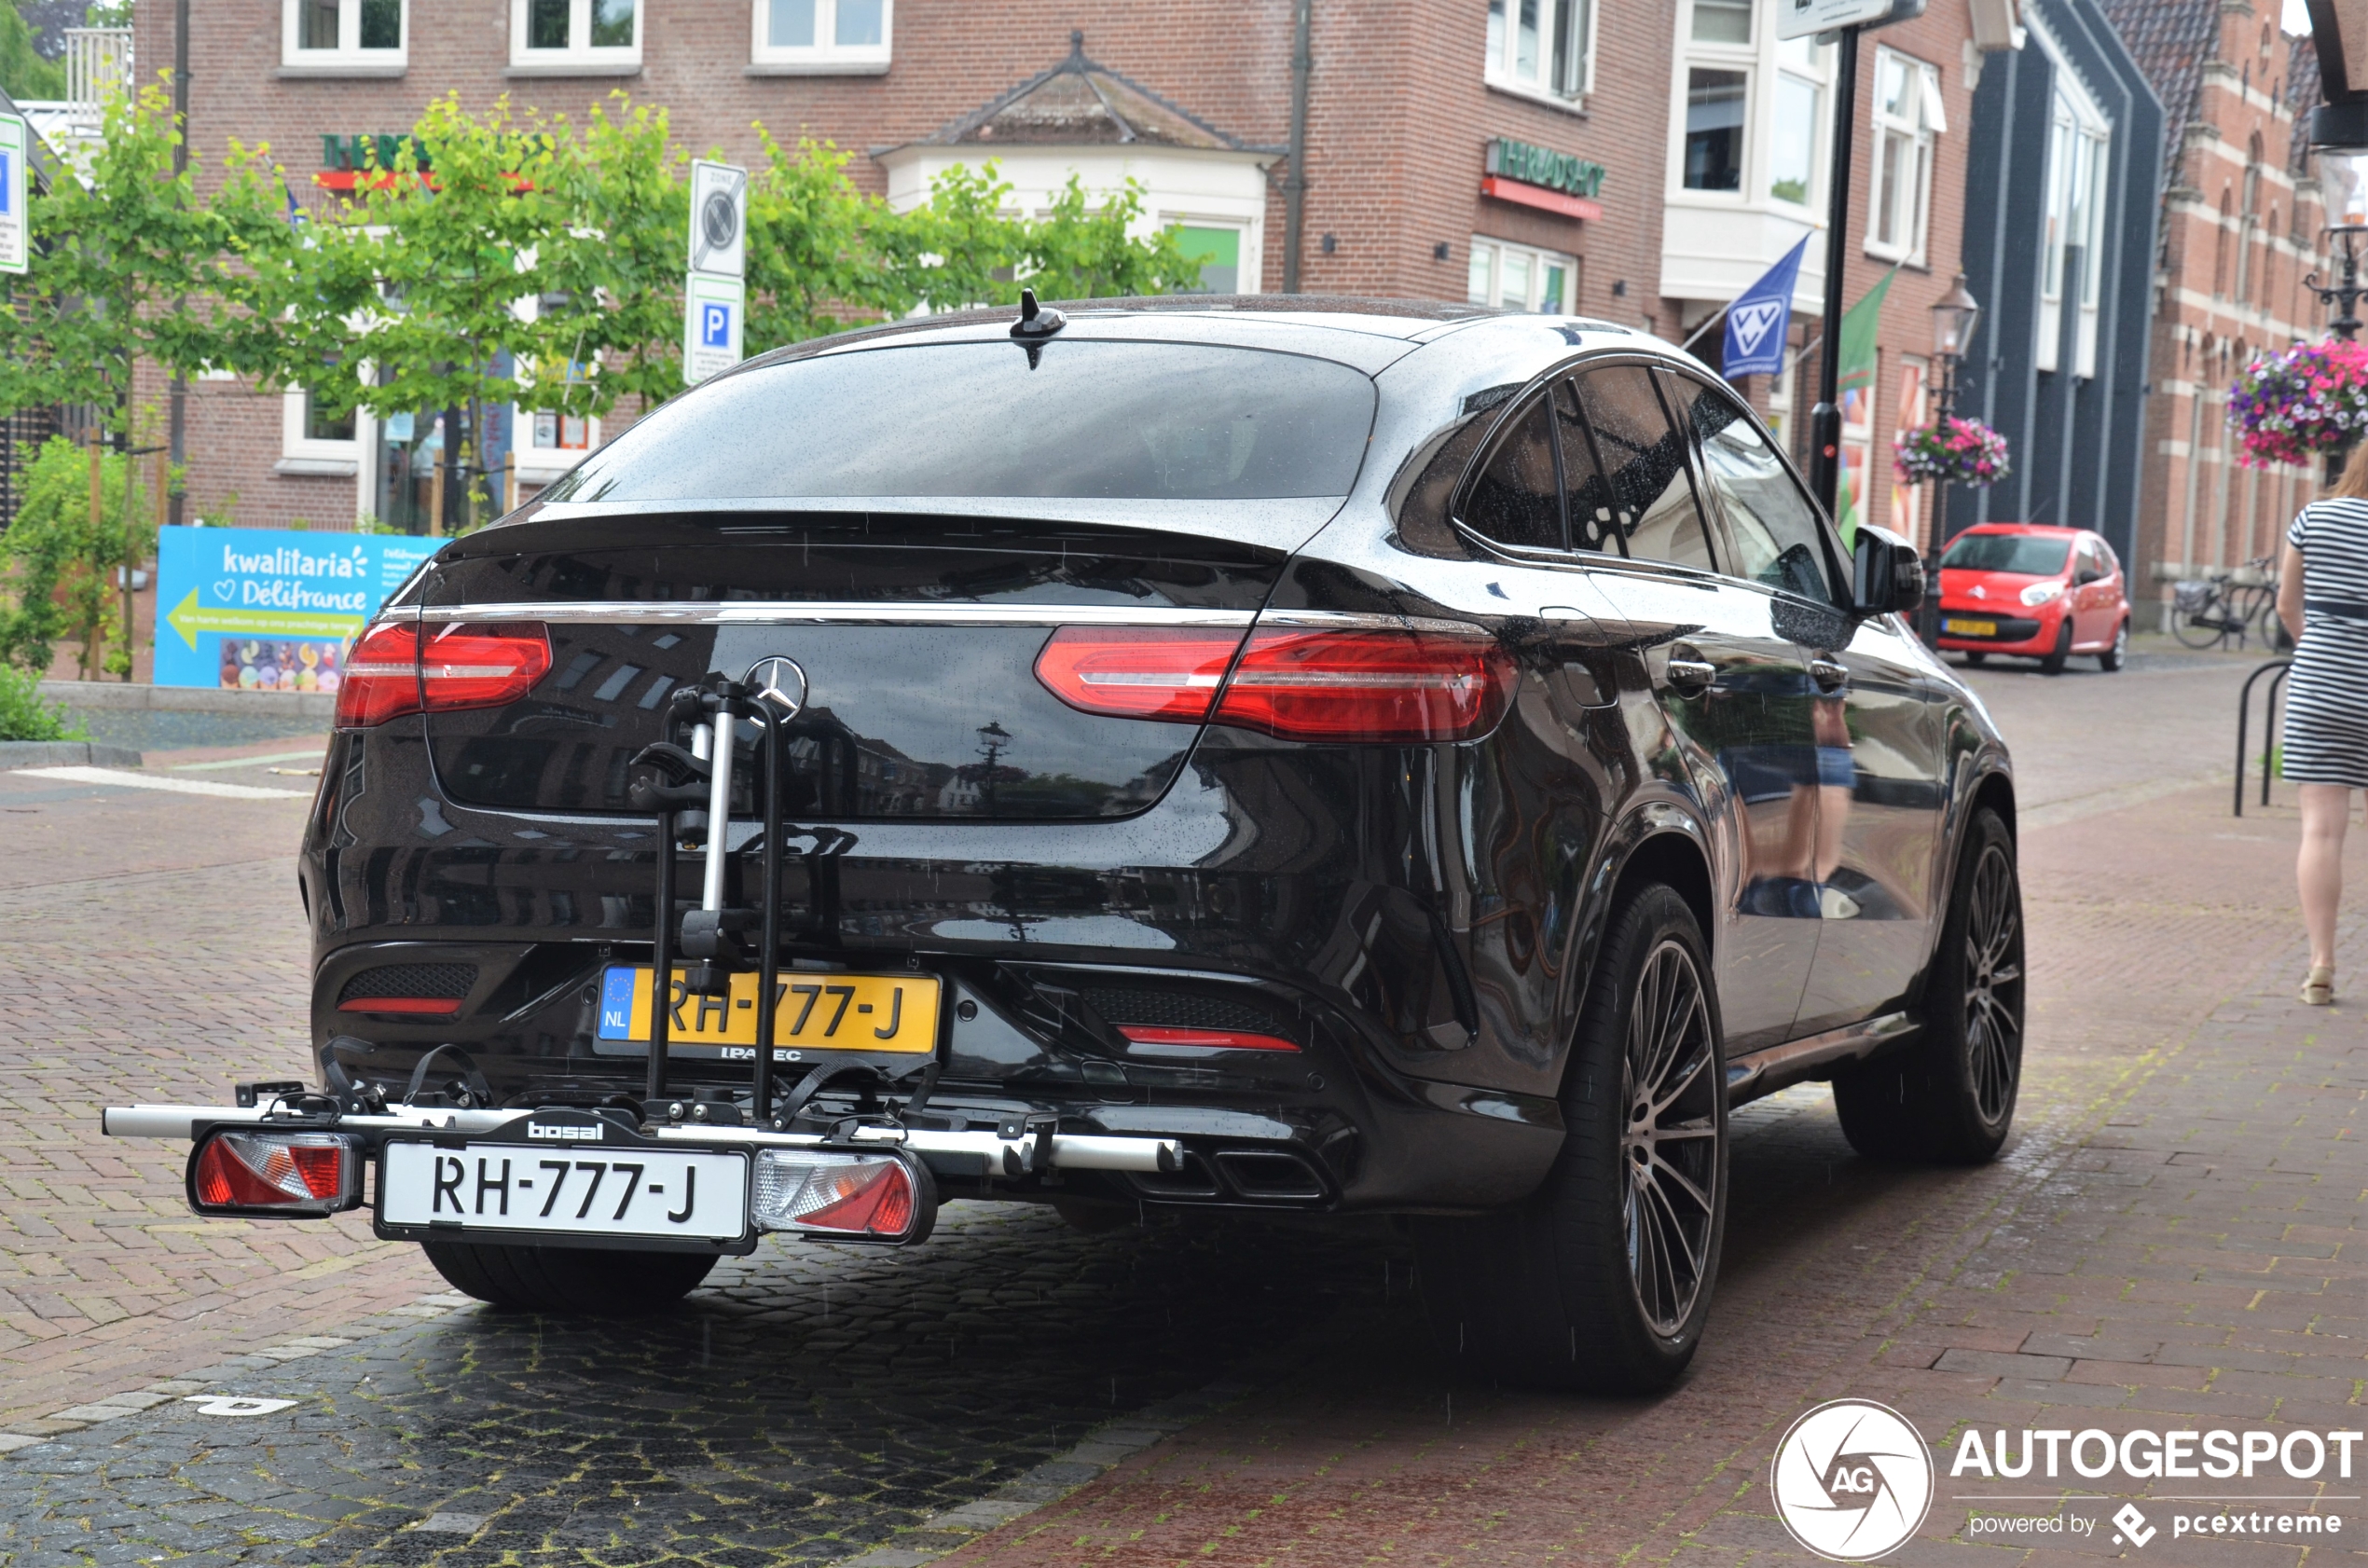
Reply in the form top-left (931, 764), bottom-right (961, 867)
top-left (317, 133), bottom-right (432, 191)
top-left (1483, 137), bottom-right (1605, 221)
top-left (154, 527), bottom-right (438, 690)
top-left (0, 113), bottom-right (26, 275)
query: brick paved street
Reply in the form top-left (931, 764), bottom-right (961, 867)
top-left (0, 654), bottom-right (2358, 1566)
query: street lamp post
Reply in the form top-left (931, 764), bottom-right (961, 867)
top-left (1916, 272), bottom-right (1982, 643)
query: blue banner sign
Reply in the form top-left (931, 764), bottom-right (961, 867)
top-left (154, 526), bottom-right (438, 691)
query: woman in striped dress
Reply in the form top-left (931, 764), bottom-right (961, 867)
top-left (2279, 445), bottom-right (2368, 1005)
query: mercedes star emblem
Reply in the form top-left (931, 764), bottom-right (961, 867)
top-left (746, 656), bottom-right (808, 718)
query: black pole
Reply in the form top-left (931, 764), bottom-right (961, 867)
top-left (752, 703), bottom-right (782, 1124)
top-left (167, 0), bottom-right (190, 529)
top-left (1810, 25), bottom-right (1861, 520)
top-left (646, 812), bottom-right (675, 1102)
top-left (1282, 0), bottom-right (1313, 293)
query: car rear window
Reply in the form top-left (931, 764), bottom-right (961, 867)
top-left (540, 340), bottom-right (1378, 504)
top-left (1939, 533), bottom-right (2071, 575)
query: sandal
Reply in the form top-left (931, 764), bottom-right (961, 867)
top-left (2302, 966), bottom-right (2335, 1006)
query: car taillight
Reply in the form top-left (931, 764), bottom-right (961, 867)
top-left (336, 621), bottom-right (424, 727)
top-left (751, 1148), bottom-right (937, 1244)
top-left (1033, 627), bottom-right (1246, 721)
top-left (1215, 627), bottom-right (1517, 743)
top-left (1035, 624), bottom-right (1515, 743)
top-left (334, 621), bottom-right (552, 728)
top-left (187, 1130), bottom-right (362, 1216)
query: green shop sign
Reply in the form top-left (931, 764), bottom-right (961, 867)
top-left (321, 134), bottom-right (432, 172)
top-left (1486, 137), bottom-right (1605, 199)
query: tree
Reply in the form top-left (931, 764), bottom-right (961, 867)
top-left (0, 78), bottom-right (275, 437)
top-left (1019, 174), bottom-right (1203, 301)
top-left (0, 2), bottom-right (64, 103)
top-left (0, 435), bottom-right (150, 678)
top-left (247, 94), bottom-right (568, 528)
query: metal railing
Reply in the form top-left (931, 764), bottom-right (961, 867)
top-left (63, 28), bottom-right (131, 117)
top-left (2233, 656), bottom-right (2294, 818)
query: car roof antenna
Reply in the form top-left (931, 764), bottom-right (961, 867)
top-left (1011, 287), bottom-right (1066, 366)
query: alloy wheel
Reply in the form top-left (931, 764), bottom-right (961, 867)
top-left (1962, 842), bottom-right (2023, 1122)
top-left (1620, 939), bottom-right (1721, 1338)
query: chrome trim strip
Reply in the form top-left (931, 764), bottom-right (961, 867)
top-left (1724, 1011), bottom-right (1917, 1102)
top-left (412, 602), bottom-right (1481, 633)
top-left (417, 601), bottom-right (1261, 628)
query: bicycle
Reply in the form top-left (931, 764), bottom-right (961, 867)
top-left (2238, 554), bottom-right (2299, 652)
top-left (2170, 572), bottom-right (2254, 650)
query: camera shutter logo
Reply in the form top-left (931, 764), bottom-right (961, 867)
top-left (1770, 1399), bottom-right (1934, 1561)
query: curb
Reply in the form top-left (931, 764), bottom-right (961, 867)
top-left (39, 681), bottom-right (337, 718)
top-left (0, 740), bottom-right (145, 769)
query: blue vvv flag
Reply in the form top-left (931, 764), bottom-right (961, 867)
top-left (1721, 237), bottom-right (1810, 378)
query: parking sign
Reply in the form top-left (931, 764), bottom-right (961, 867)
top-left (682, 270), bottom-right (746, 385)
top-left (0, 114), bottom-right (27, 275)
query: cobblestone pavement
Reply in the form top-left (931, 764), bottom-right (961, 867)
top-left (0, 664), bottom-right (2359, 1566)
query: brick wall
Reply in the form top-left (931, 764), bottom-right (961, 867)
top-left (131, 0), bottom-right (1673, 531)
top-left (2130, 5), bottom-right (2324, 612)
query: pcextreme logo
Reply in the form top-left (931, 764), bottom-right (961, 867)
top-left (1770, 1399), bottom-right (1935, 1561)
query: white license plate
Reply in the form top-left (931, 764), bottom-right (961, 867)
top-left (379, 1141), bottom-right (749, 1243)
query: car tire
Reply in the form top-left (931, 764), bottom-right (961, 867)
top-left (1411, 883), bottom-right (1728, 1394)
top-left (2039, 622), bottom-right (2072, 674)
top-left (1963, 652), bottom-right (1988, 666)
top-left (1833, 807), bottom-right (2023, 1164)
top-left (420, 1240), bottom-right (719, 1314)
top-left (2098, 620), bottom-right (2128, 672)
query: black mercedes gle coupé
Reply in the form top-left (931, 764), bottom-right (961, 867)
top-left (215, 296), bottom-right (2023, 1393)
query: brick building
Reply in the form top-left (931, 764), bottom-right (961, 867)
top-left (131, 0), bottom-right (1681, 533)
top-left (2101, 1), bottom-right (2329, 625)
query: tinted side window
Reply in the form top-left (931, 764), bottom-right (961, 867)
top-left (1675, 378), bottom-right (1836, 602)
top-left (1461, 393), bottom-right (1563, 551)
top-left (1570, 366), bottom-right (1715, 571)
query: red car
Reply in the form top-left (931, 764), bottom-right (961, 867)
top-left (1934, 523), bottom-right (2132, 673)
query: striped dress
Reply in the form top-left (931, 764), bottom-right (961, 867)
top-left (2282, 498), bottom-right (2368, 790)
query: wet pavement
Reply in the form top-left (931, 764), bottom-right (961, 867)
top-left (0, 1204), bottom-right (1399, 1566)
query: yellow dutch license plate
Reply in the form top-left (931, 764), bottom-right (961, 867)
top-left (596, 967), bottom-right (940, 1053)
top-left (1943, 618), bottom-right (1998, 636)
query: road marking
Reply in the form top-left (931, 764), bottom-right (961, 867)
top-left (169, 750), bottom-right (329, 773)
top-left (15, 767), bottom-right (310, 801)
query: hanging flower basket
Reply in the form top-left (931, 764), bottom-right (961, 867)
top-left (2225, 338), bottom-right (2368, 468)
top-left (1893, 416), bottom-right (2012, 487)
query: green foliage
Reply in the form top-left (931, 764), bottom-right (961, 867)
top-left (0, 663), bottom-right (81, 742)
top-left (0, 436), bottom-right (152, 677)
top-left (0, 79), bottom-right (281, 438)
top-left (0, 2), bottom-right (64, 101)
top-left (1021, 175), bottom-right (1203, 301)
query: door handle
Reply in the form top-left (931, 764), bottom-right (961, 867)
top-left (1665, 654), bottom-right (1717, 695)
top-left (1808, 657), bottom-right (1850, 692)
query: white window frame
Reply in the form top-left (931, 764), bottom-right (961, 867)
top-left (2032, 13), bottom-right (2111, 378)
top-left (1672, 0), bottom-right (1762, 204)
top-left (1468, 236), bottom-right (1577, 313)
top-left (280, 386), bottom-right (373, 485)
top-left (1484, 0), bottom-right (1594, 108)
top-left (1768, 36), bottom-right (1825, 210)
top-left (509, 0), bottom-right (640, 73)
top-left (1865, 47), bottom-right (1942, 265)
top-left (281, 0), bottom-right (408, 73)
top-left (750, 0), bottom-right (893, 74)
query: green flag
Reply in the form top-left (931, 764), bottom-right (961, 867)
top-left (1833, 264), bottom-right (1900, 545)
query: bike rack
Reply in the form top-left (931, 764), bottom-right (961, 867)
top-left (2232, 656), bottom-right (2293, 818)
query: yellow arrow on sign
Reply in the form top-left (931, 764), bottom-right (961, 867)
top-left (165, 591), bottom-right (363, 652)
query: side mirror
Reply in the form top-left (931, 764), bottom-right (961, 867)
top-left (1852, 525), bottom-right (1925, 616)
top-left (2075, 568), bottom-right (2103, 585)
